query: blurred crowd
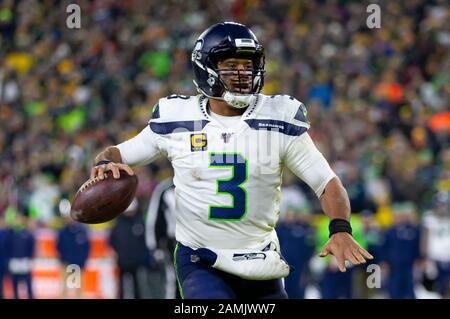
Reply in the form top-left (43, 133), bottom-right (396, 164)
top-left (0, 0), bottom-right (449, 298)
top-left (277, 174), bottom-right (450, 299)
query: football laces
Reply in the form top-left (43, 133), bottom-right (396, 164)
top-left (79, 174), bottom-right (107, 192)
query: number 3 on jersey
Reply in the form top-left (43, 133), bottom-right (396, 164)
top-left (208, 153), bottom-right (248, 221)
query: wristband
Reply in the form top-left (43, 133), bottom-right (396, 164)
top-left (95, 160), bottom-right (112, 166)
top-left (329, 218), bottom-right (352, 238)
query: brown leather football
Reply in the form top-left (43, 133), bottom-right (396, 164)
top-left (71, 171), bottom-right (138, 224)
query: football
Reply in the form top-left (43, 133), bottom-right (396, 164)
top-left (71, 171), bottom-right (138, 224)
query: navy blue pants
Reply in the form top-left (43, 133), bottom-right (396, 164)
top-left (388, 267), bottom-right (415, 299)
top-left (12, 274), bottom-right (33, 299)
top-left (284, 264), bottom-right (306, 298)
top-left (174, 243), bottom-right (288, 299)
top-left (320, 268), bottom-right (353, 299)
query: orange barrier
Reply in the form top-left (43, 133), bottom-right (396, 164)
top-left (2, 228), bottom-right (118, 299)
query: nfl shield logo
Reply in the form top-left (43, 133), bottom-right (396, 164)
top-left (221, 133), bottom-right (232, 143)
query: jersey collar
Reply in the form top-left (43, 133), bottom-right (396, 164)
top-left (198, 94), bottom-right (261, 121)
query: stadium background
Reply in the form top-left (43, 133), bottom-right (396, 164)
top-left (0, 0), bottom-right (449, 298)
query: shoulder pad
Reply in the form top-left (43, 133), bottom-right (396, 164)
top-left (148, 95), bottom-right (209, 135)
top-left (293, 101), bottom-right (308, 124)
top-left (264, 94), bottom-right (309, 125)
top-left (149, 95), bottom-right (196, 122)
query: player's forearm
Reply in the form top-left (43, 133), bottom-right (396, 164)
top-left (319, 177), bottom-right (351, 221)
top-left (94, 146), bottom-right (123, 164)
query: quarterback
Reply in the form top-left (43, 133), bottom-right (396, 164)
top-left (91, 22), bottom-right (373, 299)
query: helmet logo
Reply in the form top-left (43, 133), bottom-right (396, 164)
top-left (191, 41), bottom-right (203, 61)
top-left (207, 77), bottom-right (216, 87)
top-left (191, 51), bottom-right (202, 61)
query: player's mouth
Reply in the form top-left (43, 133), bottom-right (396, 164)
top-left (220, 70), bottom-right (253, 94)
top-left (229, 84), bottom-right (251, 93)
top-left (228, 78), bottom-right (252, 93)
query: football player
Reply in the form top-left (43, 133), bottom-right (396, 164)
top-left (91, 22), bottom-right (373, 299)
top-left (422, 192), bottom-right (450, 297)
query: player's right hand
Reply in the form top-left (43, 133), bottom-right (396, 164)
top-left (319, 232), bottom-right (373, 272)
top-left (90, 162), bottom-right (135, 180)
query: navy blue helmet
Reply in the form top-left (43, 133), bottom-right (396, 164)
top-left (191, 22), bottom-right (265, 99)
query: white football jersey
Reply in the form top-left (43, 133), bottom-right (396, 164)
top-left (423, 212), bottom-right (450, 262)
top-left (117, 94), bottom-right (336, 250)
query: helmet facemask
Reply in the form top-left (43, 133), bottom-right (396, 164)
top-left (209, 52), bottom-right (265, 108)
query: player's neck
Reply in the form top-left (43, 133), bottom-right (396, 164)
top-left (208, 98), bottom-right (246, 116)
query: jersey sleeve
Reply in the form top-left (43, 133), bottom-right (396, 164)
top-left (115, 102), bottom-right (165, 166)
top-left (283, 132), bottom-right (336, 198)
top-left (116, 125), bottom-right (164, 166)
top-left (275, 96), bottom-right (335, 197)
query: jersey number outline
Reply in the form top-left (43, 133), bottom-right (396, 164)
top-left (208, 152), bottom-right (248, 221)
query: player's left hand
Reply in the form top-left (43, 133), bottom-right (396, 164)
top-left (319, 232), bottom-right (373, 272)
